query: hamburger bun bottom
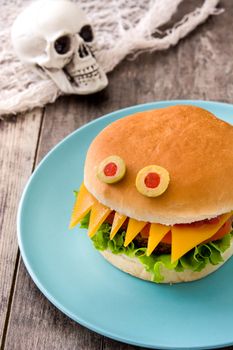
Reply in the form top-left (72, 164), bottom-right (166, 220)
top-left (100, 237), bottom-right (233, 283)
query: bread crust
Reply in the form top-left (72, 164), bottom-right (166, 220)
top-left (100, 237), bottom-right (233, 283)
top-left (84, 105), bottom-right (233, 225)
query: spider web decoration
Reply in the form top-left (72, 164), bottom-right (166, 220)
top-left (0, 0), bottom-right (221, 117)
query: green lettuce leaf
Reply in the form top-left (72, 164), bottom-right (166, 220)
top-left (80, 212), bottom-right (90, 229)
top-left (79, 212), bottom-right (233, 283)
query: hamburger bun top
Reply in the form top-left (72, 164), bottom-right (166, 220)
top-left (84, 105), bottom-right (233, 225)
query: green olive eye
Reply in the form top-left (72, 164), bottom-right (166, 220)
top-left (97, 156), bottom-right (126, 184)
top-left (136, 165), bottom-right (170, 197)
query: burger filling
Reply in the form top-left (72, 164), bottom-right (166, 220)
top-left (82, 213), bottom-right (233, 282)
top-left (70, 185), bottom-right (233, 283)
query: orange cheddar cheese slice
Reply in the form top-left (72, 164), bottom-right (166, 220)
top-left (124, 218), bottom-right (147, 247)
top-left (110, 212), bottom-right (127, 240)
top-left (88, 201), bottom-right (112, 238)
top-left (147, 224), bottom-right (171, 256)
top-left (171, 212), bottom-right (233, 262)
top-left (69, 183), bottom-right (96, 229)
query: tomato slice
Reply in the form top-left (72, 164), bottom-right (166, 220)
top-left (161, 217), bottom-right (232, 245)
top-left (105, 212), bottom-right (129, 230)
top-left (202, 218), bottom-right (232, 243)
top-left (105, 211), bottom-right (115, 225)
top-left (175, 216), bottom-right (221, 228)
top-left (107, 213), bottom-right (232, 245)
top-left (140, 223), bottom-right (150, 237)
top-left (140, 224), bottom-right (172, 244)
top-left (161, 230), bottom-right (172, 244)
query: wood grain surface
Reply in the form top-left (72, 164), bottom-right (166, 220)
top-left (1, 1), bottom-right (233, 349)
top-left (0, 109), bottom-right (43, 346)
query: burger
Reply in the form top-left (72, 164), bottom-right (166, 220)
top-left (69, 105), bottom-right (233, 283)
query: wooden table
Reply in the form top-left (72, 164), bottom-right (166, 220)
top-left (1, 1), bottom-right (233, 349)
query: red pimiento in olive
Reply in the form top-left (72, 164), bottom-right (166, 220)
top-left (97, 156), bottom-right (126, 184)
top-left (136, 165), bottom-right (170, 197)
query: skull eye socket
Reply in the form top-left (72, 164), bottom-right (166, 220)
top-left (136, 165), bottom-right (170, 197)
top-left (79, 25), bottom-right (94, 42)
top-left (54, 35), bottom-right (71, 55)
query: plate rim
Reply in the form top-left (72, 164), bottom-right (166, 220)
top-left (17, 100), bottom-right (233, 350)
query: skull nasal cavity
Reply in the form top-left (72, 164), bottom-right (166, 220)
top-left (54, 36), bottom-right (71, 55)
top-left (78, 44), bottom-right (89, 58)
top-left (79, 25), bottom-right (94, 42)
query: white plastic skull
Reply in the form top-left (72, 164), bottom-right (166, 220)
top-left (11, 0), bottom-right (108, 95)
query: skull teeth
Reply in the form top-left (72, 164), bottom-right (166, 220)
top-left (75, 69), bottom-right (99, 78)
top-left (73, 71), bottom-right (101, 85)
top-left (64, 50), bottom-right (106, 91)
top-left (69, 63), bottom-right (98, 74)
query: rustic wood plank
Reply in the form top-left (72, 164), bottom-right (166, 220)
top-left (3, 0), bottom-right (233, 349)
top-left (2, 97), bottom-right (106, 350)
top-left (0, 109), bottom-right (43, 346)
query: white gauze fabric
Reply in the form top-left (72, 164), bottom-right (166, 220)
top-left (0, 0), bottom-right (221, 117)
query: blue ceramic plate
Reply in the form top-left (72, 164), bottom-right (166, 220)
top-left (18, 101), bottom-right (233, 349)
